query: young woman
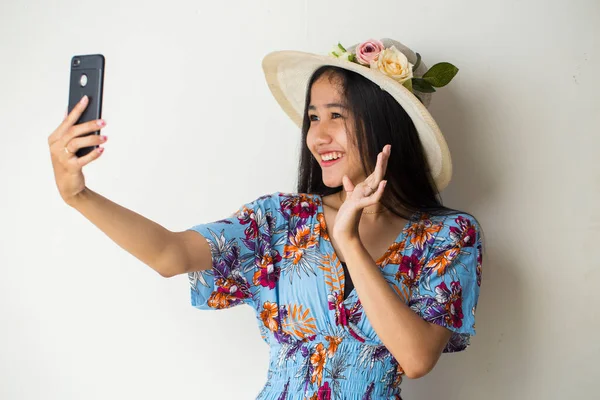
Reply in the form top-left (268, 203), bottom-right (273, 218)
top-left (48, 38), bottom-right (483, 400)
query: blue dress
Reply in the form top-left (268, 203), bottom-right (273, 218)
top-left (187, 192), bottom-right (483, 400)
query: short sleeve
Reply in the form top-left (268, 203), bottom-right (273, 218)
top-left (186, 195), bottom-right (278, 311)
top-left (408, 213), bottom-right (483, 352)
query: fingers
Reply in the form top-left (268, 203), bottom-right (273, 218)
top-left (58, 96), bottom-right (90, 139)
top-left (366, 144), bottom-right (391, 187)
top-left (73, 144), bottom-right (105, 167)
top-left (64, 132), bottom-right (107, 157)
top-left (376, 144), bottom-right (391, 181)
top-left (64, 119), bottom-right (106, 143)
top-left (64, 95), bottom-right (89, 128)
top-left (48, 95), bottom-right (90, 145)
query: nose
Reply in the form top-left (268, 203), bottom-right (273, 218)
top-left (310, 120), bottom-right (334, 145)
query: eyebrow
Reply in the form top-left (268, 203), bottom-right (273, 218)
top-left (307, 103), bottom-right (348, 111)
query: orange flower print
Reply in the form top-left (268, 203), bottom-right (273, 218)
top-left (426, 246), bottom-right (460, 276)
top-left (378, 240), bottom-right (406, 267)
top-left (310, 342), bottom-right (327, 387)
top-left (393, 364), bottom-right (404, 388)
top-left (284, 225), bottom-right (318, 264)
top-left (314, 213), bottom-right (329, 241)
top-left (207, 277), bottom-right (250, 309)
top-left (260, 301), bottom-right (280, 332)
top-left (324, 335), bottom-right (343, 358)
top-left (406, 217), bottom-right (442, 250)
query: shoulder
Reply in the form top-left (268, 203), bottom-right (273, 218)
top-left (413, 210), bottom-right (483, 255)
top-left (232, 192), bottom-right (322, 220)
top-left (268, 192), bottom-right (323, 218)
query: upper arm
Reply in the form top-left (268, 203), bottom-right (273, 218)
top-left (157, 230), bottom-right (212, 277)
top-left (427, 322), bottom-right (454, 358)
top-left (179, 229), bottom-right (213, 274)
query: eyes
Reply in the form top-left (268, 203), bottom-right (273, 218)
top-left (308, 112), bottom-right (343, 122)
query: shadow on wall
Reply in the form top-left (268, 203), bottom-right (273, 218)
top-left (402, 88), bottom-right (531, 399)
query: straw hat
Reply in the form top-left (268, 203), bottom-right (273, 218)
top-left (262, 38), bottom-right (456, 191)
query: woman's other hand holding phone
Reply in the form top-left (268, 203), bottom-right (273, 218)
top-left (48, 95), bottom-right (107, 207)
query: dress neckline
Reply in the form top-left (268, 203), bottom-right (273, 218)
top-left (315, 194), bottom-right (418, 304)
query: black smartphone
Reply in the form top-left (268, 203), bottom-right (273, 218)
top-left (67, 54), bottom-right (105, 158)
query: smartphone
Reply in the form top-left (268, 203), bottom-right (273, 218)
top-left (67, 54), bottom-right (105, 157)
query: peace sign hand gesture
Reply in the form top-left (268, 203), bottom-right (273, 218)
top-left (331, 144), bottom-right (391, 243)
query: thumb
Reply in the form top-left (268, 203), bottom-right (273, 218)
top-left (342, 175), bottom-right (355, 193)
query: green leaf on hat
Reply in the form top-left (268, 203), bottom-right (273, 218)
top-left (413, 53), bottom-right (422, 71)
top-left (422, 62), bottom-right (459, 87)
top-left (412, 78), bottom-right (436, 93)
top-left (402, 79), bottom-right (413, 92)
top-left (348, 54), bottom-right (357, 63)
top-left (337, 43), bottom-right (347, 52)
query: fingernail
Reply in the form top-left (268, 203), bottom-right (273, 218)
top-left (101, 135), bottom-right (108, 141)
top-left (80, 95), bottom-right (88, 104)
top-left (96, 119), bottom-right (105, 127)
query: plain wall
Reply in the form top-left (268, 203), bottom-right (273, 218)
top-left (1, 0), bottom-right (598, 399)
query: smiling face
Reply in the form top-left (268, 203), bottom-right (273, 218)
top-left (306, 73), bottom-right (366, 188)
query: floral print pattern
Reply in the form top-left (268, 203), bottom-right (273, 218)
top-left (187, 192), bottom-right (483, 399)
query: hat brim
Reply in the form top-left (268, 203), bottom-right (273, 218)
top-left (262, 50), bottom-right (452, 192)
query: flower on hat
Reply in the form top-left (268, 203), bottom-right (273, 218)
top-left (329, 39), bottom-right (459, 98)
top-left (372, 45), bottom-right (413, 84)
top-left (329, 43), bottom-right (354, 62)
top-left (355, 39), bottom-right (385, 65)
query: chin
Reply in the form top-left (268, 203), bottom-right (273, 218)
top-left (321, 174), bottom-right (343, 188)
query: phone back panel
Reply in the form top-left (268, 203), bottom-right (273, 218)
top-left (68, 54), bottom-right (105, 157)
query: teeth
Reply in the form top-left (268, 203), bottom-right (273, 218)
top-left (321, 152), bottom-right (343, 161)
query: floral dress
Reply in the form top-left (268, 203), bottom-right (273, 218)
top-left (187, 192), bottom-right (483, 400)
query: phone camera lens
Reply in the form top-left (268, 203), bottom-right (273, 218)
top-left (73, 58), bottom-right (81, 67)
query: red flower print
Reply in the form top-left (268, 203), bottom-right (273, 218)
top-left (253, 253), bottom-right (281, 289)
top-left (434, 281), bottom-right (464, 328)
top-left (237, 206), bottom-right (259, 239)
top-left (395, 254), bottom-right (422, 287)
top-left (317, 381), bottom-right (331, 400)
top-left (280, 194), bottom-right (320, 219)
top-left (449, 215), bottom-right (477, 248)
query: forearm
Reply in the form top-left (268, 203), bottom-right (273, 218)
top-left (338, 237), bottom-right (446, 377)
top-left (69, 187), bottom-right (185, 277)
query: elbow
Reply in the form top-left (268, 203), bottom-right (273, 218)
top-left (398, 352), bottom-right (439, 380)
top-left (157, 269), bottom-right (176, 278)
top-left (156, 263), bottom-right (188, 278)
top-left (403, 364), bottom-right (433, 379)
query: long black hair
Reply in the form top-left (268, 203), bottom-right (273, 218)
top-left (297, 65), bottom-right (462, 219)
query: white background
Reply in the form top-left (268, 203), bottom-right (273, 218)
top-left (0, 0), bottom-right (598, 399)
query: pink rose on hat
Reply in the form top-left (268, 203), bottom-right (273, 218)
top-left (355, 39), bottom-right (385, 66)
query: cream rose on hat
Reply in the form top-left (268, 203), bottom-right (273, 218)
top-left (372, 45), bottom-right (414, 85)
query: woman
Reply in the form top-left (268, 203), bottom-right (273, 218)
top-left (48, 38), bottom-right (483, 400)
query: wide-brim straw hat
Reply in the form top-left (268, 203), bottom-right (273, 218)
top-left (262, 38), bottom-right (453, 192)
